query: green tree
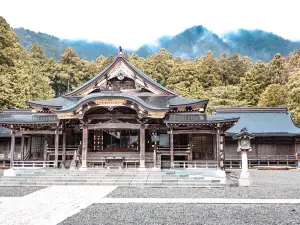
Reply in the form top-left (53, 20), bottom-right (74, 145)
top-left (287, 71), bottom-right (300, 124)
top-left (207, 85), bottom-right (247, 112)
top-left (258, 84), bottom-right (287, 107)
top-left (239, 61), bottom-right (268, 106)
top-left (195, 51), bottom-right (222, 88)
top-left (266, 53), bottom-right (288, 84)
top-left (143, 48), bottom-right (174, 86)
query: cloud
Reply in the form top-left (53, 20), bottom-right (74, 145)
top-left (1, 0), bottom-right (300, 49)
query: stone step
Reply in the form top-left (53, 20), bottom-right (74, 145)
top-left (0, 178), bottom-right (218, 183)
top-left (0, 181), bottom-right (229, 187)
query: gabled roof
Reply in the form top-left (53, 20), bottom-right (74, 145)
top-left (213, 107), bottom-right (300, 136)
top-left (63, 53), bottom-right (176, 97)
top-left (27, 49), bottom-right (209, 111)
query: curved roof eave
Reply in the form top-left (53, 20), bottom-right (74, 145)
top-left (57, 93), bottom-right (169, 112)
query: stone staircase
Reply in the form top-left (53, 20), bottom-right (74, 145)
top-left (0, 169), bottom-right (238, 187)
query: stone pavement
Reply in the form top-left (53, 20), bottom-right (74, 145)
top-left (0, 186), bottom-right (117, 225)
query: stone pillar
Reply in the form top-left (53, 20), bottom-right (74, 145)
top-left (233, 127), bottom-right (254, 186)
top-left (43, 135), bottom-right (48, 167)
top-left (219, 135), bottom-right (224, 169)
top-left (54, 128), bottom-right (59, 168)
top-left (20, 134), bottom-right (25, 161)
top-left (80, 124), bottom-right (88, 170)
top-left (170, 128), bottom-right (174, 169)
top-left (62, 132), bottom-right (66, 166)
top-left (139, 126), bottom-right (146, 169)
top-left (4, 129), bottom-right (16, 176)
top-left (239, 150), bottom-right (251, 186)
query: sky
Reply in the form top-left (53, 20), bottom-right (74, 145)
top-left (1, 0), bottom-right (300, 49)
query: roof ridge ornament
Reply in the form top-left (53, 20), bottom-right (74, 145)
top-left (119, 46), bottom-right (123, 55)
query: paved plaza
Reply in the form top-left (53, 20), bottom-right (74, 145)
top-left (0, 170), bottom-right (300, 225)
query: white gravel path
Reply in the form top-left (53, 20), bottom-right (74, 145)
top-left (0, 186), bottom-right (117, 225)
top-left (59, 203), bottom-right (300, 225)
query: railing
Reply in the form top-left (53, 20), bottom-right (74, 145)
top-left (24, 151), bottom-right (30, 161)
top-left (123, 158), bottom-right (139, 169)
top-left (225, 155), bottom-right (298, 168)
top-left (47, 145), bottom-right (79, 151)
top-left (13, 161), bottom-right (56, 168)
top-left (0, 153), bottom-right (21, 160)
top-left (174, 161), bottom-right (218, 169)
top-left (88, 159), bottom-right (105, 168)
top-left (157, 147), bottom-right (190, 151)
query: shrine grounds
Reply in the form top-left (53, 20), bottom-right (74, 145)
top-left (0, 169), bottom-right (300, 225)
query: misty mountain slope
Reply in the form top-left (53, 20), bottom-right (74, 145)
top-left (223, 29), bottom-right (300, 62)
top-left (158, 26), bottom-right (232, 58)
top-left (15, 28), bottom-right (64, 59)
top-left (14, 26), bottom-right (300, 62)
top-left (14, 28), bottom-right (118, 60)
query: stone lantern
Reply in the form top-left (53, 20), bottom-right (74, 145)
top-left (233, 127), bottom-right (254, 186)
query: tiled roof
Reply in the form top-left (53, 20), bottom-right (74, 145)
top-left (213, 107), bottom-right (300, 136)
top-left (0, 111), bottom-right (59, 124)
top-left (164, 113), bottom-right (238, 123)
top-left (27, 96), bottom-right (81, 109)
top-left (0, 127), bottom-right (21, 137)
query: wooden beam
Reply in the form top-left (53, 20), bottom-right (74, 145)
top-left (87, 114), bottom-right (138, 120)
top-left (168, 130), bottom-right (216, 135)
top-left (21, 130), bottom-right (62, 135)
top-left (87, 123), bottom-right (141, 130)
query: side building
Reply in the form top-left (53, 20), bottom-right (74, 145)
top-left (214, 107), bottom-right (300, 168)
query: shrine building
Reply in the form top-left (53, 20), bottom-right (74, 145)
top-left (0, 49), bottom-right (299, 170)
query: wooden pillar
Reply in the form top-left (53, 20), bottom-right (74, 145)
top-left (28, 136), bottom-right (32, 160)
top-left (10, 129), bottom-right (16, 169)
top-left (153, 132), bottom-right (157, 168)
top-left (216, 125), bottom-right (221, 169)
top-left (170, 128), bottom-right (174, 169)
top-left (44, 135), bottom-right (48, 161)
top-left (54, 128), bottom-right (59, 168)
top-left (81, 124), bottom-right (88, 168)
top-left (62, 132), bottom-right (66, 164)
top-left (139, 126), bottom-right (146, 168)
top-left (43, 135), bottom-right (48, 167)
top-left (20, 134), bottom-right (25, 161)
top-left (189, 134), bottom-right (193, 161)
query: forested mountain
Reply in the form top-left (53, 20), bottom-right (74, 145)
top-left (2, 16), bottom-right (300, 125)
top-left (136, 26), bottom-right (233, 58)
top-left (14, 26), bottom-right (300, 62)
top-left (14, 28), bottom-right (118, 60)
top-left (223, 29), bottom-right (300, 62)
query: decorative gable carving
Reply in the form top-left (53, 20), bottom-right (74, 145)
top-left (108, 61), bottom-right (135, 80)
